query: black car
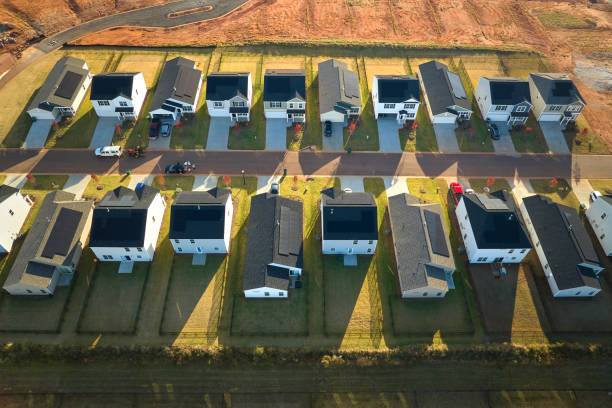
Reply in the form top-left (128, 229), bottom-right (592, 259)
top-left (487, 123), bottom-right (500, 140)
top-left (324, 121), bottom-right (333, 137)
top-left (164, 162), bottom-right (185, 174)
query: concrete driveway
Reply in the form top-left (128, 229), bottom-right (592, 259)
top-left (206, 117), bottom-right (232, 151)
top-left (89, 118), bottom-right (119, 149)
top-left (377, 118), bottom-right (402, 152)
top-left (383, 176), bottom-right (409, 197)
top-left (433, 123), bottom-right (460, 152)
top-left (339, 176), bottom-right (364, 192)
top-left (540, 122), bottom-right (570, 154)
top-left (490, 122), bottom-right (516, 154)
top-left (265, 118), bottom-right (289, 151)
top-left (23, 119), bottom-right (52, 148)
top-left (322, 122), bottom-right (345, 151)
top-left (148, 122), bottom-right (172, 149)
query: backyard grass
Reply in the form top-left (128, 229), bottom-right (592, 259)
top-left (77, 262), bottom-right (150, 333)
top-left (468, 178), bottom-right (512, 193)
top-left (399, 105), bottom-right (438, 152)
top-left (151, 175), bottom-right (194, 192)
top-left (82, 175), bottom-right (131, 200)
top-left (509, 115), bottom-right (549, 153)
top-left (287, 57), bottom-right (322, 150)
top-left (460, 54), bottom-right (505, 90)
top-left (588, 179), bottom-right (612, 195)
top-left (534, 10), bottom-right (596, 29)
top-left (563, 116), bottom-right (609, 154)
top-left (115, 52), bottom-right (165, 89)
top-left (529, 178), bottom-right (580, 210)
top-left (363, 57), bottom-right (409, 87)
top-left (342, 58), bottom-right (379, 151)
top-left (498, 54), bottom-right (545, 79)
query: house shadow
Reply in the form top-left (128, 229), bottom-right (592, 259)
top-left (2, 90), bottom-right (37, 147)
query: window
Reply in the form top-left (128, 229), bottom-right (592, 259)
top-left (270, 101), bottom-right (281, 108)
top-left (463, 234), bottom-right (467, 239)
top-left (178, 248), bottom-right (182, 252)
top-left (175, 239), bottom-right (180, 244)
top-left (508, 249), bottom-right (514, 254)
top-left (331, 248), bottom-right (335, 252)
top-left (520, 249), bottom-right (526, 253)
top-left (575, 291), bottom-right (581, 296)
top-left (8, 209), bottom-right (14, 216)
top-left (601, 234), bottom-right (606, 240)
top-left (353, 240), bottom-right (358, 244)
top-left (601, 213), bottom-right (607, 220)
top-left (137, 255), bottom-right (142, 259)
top-left (384, 103), bottom-right (395, 109)
top-left (550, 105), bottom-right (562, 111)
top-left (477, 257), bottom-right (488, 262)
top-left (437, 292), bottom-right (442, 296)
top-left (279, 292), bottom-right (284, 296)
top-left (406, 113), bottom-right (415, 119)
top-left (545, 264), bottom-right (549, 269)
top-left (368, 240), bottom-right (373, 244)
top-left (137, 248), bottom-right (142, 252)
top-left (568, 105), bottom-right (581, 112)
top-left (460, 222), bottom-right (464, 229)
top-left (214, 247), bottom-right (219, 251)
top-left (495, 105), bottom-right (507, 111)
top-left (103, 255), bottom-right (113, 260)
top-left (214, 101), bottom-right (223, 108)
top-left (264, 292), bottom-right (270, 297)
top-left (190, 239), bottom-right (195, 244)
top-left (26, 289), bottom-right (32, 294)
top-left (465, 214), bottom-right (468, 220)
top-left (404, 103), bottom-right (416, 109)
top-left (423, 292), bottom-right (428, 297)
top-left (512, 257), bottom-right (516, 260)
top-left (97, 100), bottom-right (110, 106)
top-left (232, 101), bottom-right (246, 107)
top-left (297, 103), bottom-right (304, 109)
top-left (119, 101), bottom-right (128, 107)
top-left (288, 103), bottom-right (294, 109)
top-left (152, 216), bottom-right (156, 222)
top-left (40, 290), bottom-right (46, 294)
top-left (125, 248), bottom-right (130, 252)
top-left (589, 291), bottom-right (595, 296)
top-left (367, 248), bottom-right (372, 253)
top-left (516, 106), bottom-right (527, 112)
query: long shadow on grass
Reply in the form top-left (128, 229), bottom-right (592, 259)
top-left (2, 90), bottom-right (37, 148)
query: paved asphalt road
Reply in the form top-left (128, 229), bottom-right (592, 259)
top-left (1, 149), bottom-right (611, 179)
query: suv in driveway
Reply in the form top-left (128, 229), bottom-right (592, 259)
top-left (160, 123), bottom-right (170, 137)
top-left (324, 121), bottom-right (333, 137)
top-left (487, 123), bottom-right (500, 140)
top-left (149, 119), bottom-right (161, 139)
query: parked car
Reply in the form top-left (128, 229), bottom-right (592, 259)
top-left (149, 119), bottom-right (161, 139)
top-left (324, 121), bottom-right (333, 137)
top-left (487, 123), bottom-right (500, 140)
top-left (94, 145), bottom-right (122, 157)
top-left (160, 123), bottom-right (170, 137)
top-left (450, 182), bottom-right (464, 205)
top-left (164, 162), bottom-right (185, 174)
top-left (270, 182), bottom-right (280, 194)
top-left (590, 191), bottom-right (603, 203)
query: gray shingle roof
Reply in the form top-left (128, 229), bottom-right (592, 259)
top-left (243, 193), bottom-right (303, 291)
top-left (375, 75), bottom-right (420, 103)
top-left (90, 73), bottom-right (139, 101)
top-left (523, 195), bottom-right (601, 291)
top-left (263, 69), bottom-right (305, 102)
top-left (0, 184), bottom-right (19, 203)
top-left (418, 60), bottom-right (472, 115)
top-left (317, 59), bottom-right (361, 116)
top-left (28, 56), bottom-right (89, 111)
top-left (388, 194), bottom-right (455, 292)
top-left (150, 57), bottom-right (202, 111)
top-left (486, 77), bottom-right (531, 105)
top-left (529, 73), bottom-right (585, 105)
top-left (205, 72), bottom-right (249, 101)
top-left (321, 188), bottom-right (377, 241)
top-left (169, 188), bottom-right (231, 240)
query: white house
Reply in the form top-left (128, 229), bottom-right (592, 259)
top-left (90, 72), bottom-right (147, 120)
top-left (475, 77), bottom-right (532, 125)
top-left (243, 193), bottom-right (303, 299)
top-left (456, 191), bottom-right (531, 264)
top-left (169, 188), bottom-right (233, 256)
top-left (205, 72), bottom-right (252, 122)
top-left (3, 191), bottom-right (93, 296)
top-left (418, 60), bottom-right (472, 124)
top-left (0, 185), bottom-right (32, 254)
top-left (263, 69), bottom-right (306, 123)
top-left (27, 56), bottom-right (92, 121)
top-left (388, 194), bottom-right (456, 298)
top-left (321, 188), bottom-right (378, 256)
top-left (586, 194), bottom-right (612, 256)
top-left (89, 185), bottom-right (165, 263)
top-left (149, 57), bottom-right (203, 122)
top-left (528, 73), bottom-right (586, 129)
top-left (521, 195), bottom-right (603, 297)
top-left (318, 59), bottom-right (361, 123)
top-left (372, 75), bottom-right (420, 123)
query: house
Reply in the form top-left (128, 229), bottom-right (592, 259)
top-left (456, 191), bottom-right (531, 263)
top-left (0, 185), bottom-right (32, 254)
top-left (89, 185), bottom-right (165, 262)
top-left (169, 188), bottom-right (233, 255)
top-left (528, 73), bottom-right (585, 129)
top-left (205, 72), bottom-right (252, 121)
top-left (475, 77), bottom-right (532, 125)
top-left (417, 60), bottom-right (472, 124)
top-left (372, 75), bottom-right (420, 123)
top-left (320, 188), bottom-right (378, 255)
top-left (90, 72), bottom-right (147, 120)
top-left (318, 59), bottom-right (361, 123)
top-left (2, 191), bottom-right (93, 296)
top-left (149, 57), bottom-right (203, 122)
top-left (586, 194), bottom-right (612, 256)
top-left (263, 69), bottom-right (306, 123)
top-left (520, 195), bottom-right (603, 297)
top-left (243, 193), bottom-right (303, 298)
top-left (388, 194), bottom-right (455, 298)
top-left (27, 56), bottom-right (92, 121)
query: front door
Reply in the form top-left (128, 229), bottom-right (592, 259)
top-left (560, 116), bottom-right (570, 127)
top-left (122, 255), bottom-right (132, 261)
top-left (348, 248), bottom-right (353, 254)
top-left (197, 247), bottom-right (202, 253)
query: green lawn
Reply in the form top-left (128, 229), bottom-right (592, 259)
top-left (563, 116), bottom-right (609, 154)
top-left (589, 179), bottom-right (612, 195)
top-left (45, 101), bottom-right (99, 148)
top-left (0, 175), bottom-right (6, 185)
top-left (468, 178), bottom-right (511, 193)
top-left (406, 178), bottom-right (442, 203)
top-left (287, 57), bottom-right (322, 151)
top-left (456, 114), bottom-right (495, 152)
top-left (510, 116), bottom-right (549, 153)
top-left (170, 109), bottom-right (209, 149)
top-left (82, 175), bottom-right (131, 200)
top-left (151, 175), bottom-right (194, 192)
top-left (342, 58), bottom-right (379, 151)
top-left (534, 10), bottom-right (596, 29)
top-left (400, 105), bottom-right (438, 152)
top-left (529, 178), bottom-right (580, 210)
top-left (77, 262), bottom-right (149, 333)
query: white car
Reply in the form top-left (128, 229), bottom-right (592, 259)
top-left (94, 145), bottom-right (122, 157)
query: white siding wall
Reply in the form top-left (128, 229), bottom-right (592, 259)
top-left (92, 73), bottom-right (146, 119)
top-left (402, 285), bottom-right (448, 299)
top-left (69, 72), bottom-right (92, 114)
top-left (244, 286), bottom-right (288, 298)
top-left (371, 78), bottom-right (419, 121)
top-left (322, 239), bottom-right (377, 255)
top-left (320, 110), bottom-right (345, 123)
top-left (586, 199), bottom-right (612, 256)
top-left (0, 193), bottom-right (31, 253)
top-left (475, 78), bottom-right (492, 119)
top-left (131, 73), bottom-right (147, 118)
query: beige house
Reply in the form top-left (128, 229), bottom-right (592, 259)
top-left (528, 73), bottom-right (585, 129)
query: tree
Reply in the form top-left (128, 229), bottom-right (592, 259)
top-left (486, 177), bottom-right (495, 188)
top-left (156, 173), bottom-right (165, 188)
top-left (90, 173), bottom-right (99, 182)
top-left (295, 123), bottom-right (302, 133)
top-left (26, 173), bottom-right (35, 184)
top-left (223, 175), bottom-right (232, 187)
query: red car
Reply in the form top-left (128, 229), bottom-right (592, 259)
top-left (450, 182), bottom-right (464, 205)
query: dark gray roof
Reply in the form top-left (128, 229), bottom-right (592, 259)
top-left (388, 194), bottom-right (454, 292)
top-left (28, 56), bottom-right (89, 111)
top-left (3, 191), bottom-right (93, 290)
top-left (263, 69), bottom-right (306, 102)
top-left (90, 73), bottom-right (139, 101)
top-left (529, 73), bottom-right (585, 105)
top-left (418, 60), bottom-right (472, 115)
top-left (462, 191), bottom-right (531, 250)
top-left (317, 59), bottom-right (361, 115)
top-left (0, 184), bottom-right (19, 203)
top-left (486, 77), bottom-right (531, 106)
top-left (523, 195), bottom-right (601, 291)
top-left (243, 194), bottom-right (303, 291)
top-left (375, 75), bottom-right (420, 103)
top-left (169, 189), bottom-right (231, 240)
top-left (205, 72), bottom-right (249, 101)
top-left (602, 195), bottom-right (612, 206)
top-left (89, 185), bottom-right (159, 248)
top-left (150, 57), bottom-right (202, 111)
top-left (321, 188), bottom-right (377, 241)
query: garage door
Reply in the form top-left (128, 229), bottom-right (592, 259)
top-left (433, 115), bottom-right (456, 124)
top-left (486, 113), bottom-right (509, 122)
top-left (539, 113), bottom-right (562, 122)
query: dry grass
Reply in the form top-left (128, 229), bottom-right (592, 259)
top-left (219, 53), bottom-right (261, 77)
top-left (262, 55), bottom-right (305, 71)
top-left (115, 52), bottom-right (165, 89)
top-left (408, 57), bottom-right (451, 75)
top-left (589, 179), bottom-right (612, 195)
top-left (313, 56), bottom-right (357, 73)
top-left (82, 175), bottom-right (131, 200)
top-left (363, 57), bottom-right (409, 89)
top-left (529, 178), bottom-right (580, 210)
top-left (499, 55), bottom-right (542, 79)
top-left (461, 55), bottom-right (505, 89)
